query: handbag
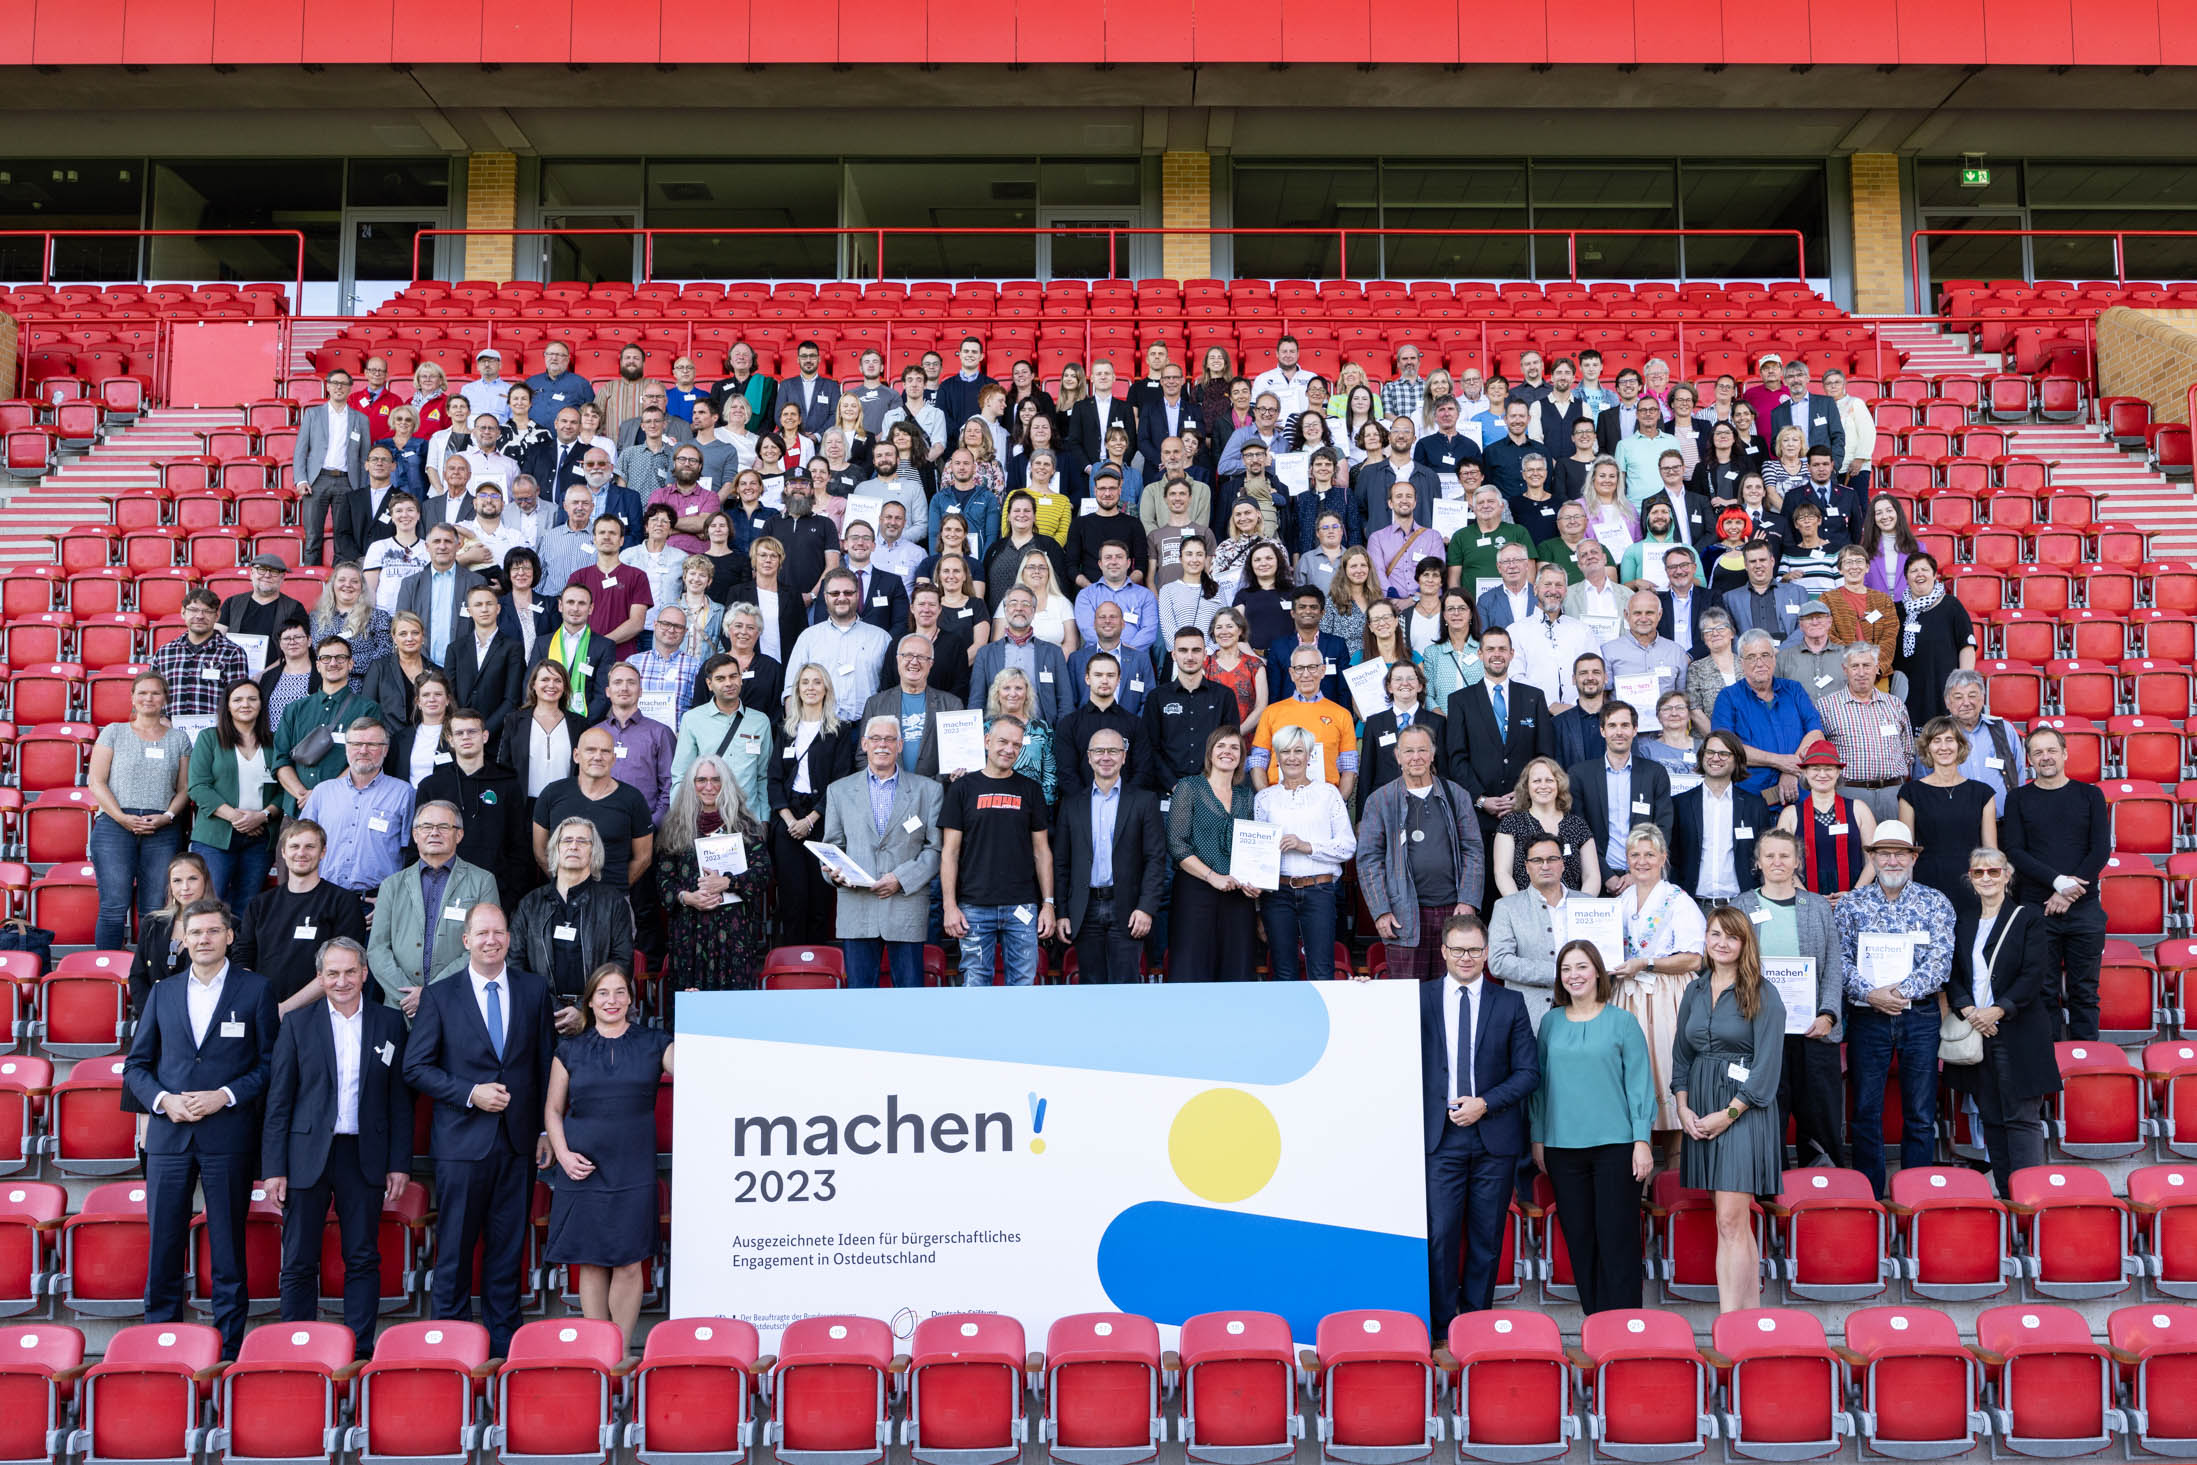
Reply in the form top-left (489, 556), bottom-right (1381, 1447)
top-left (1939, 910), bottom-right (2018, 1066)
top-left (289, 690), bottom-right (359, 767)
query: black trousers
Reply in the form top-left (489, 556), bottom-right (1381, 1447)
top-left (2045, 904), bottom-right (2106, 1040)
top-left (1168, 871), bottom-right (1256, 982)
top-left (278, 1134), bottom-right (384, 1354)
top-left (429, 1145), bottom-right (532, 1356)
top-left (1541, 1143), bottom-right (1644, 1316)
top-left (1779, 1032), bottom-right (1849, 1167)
top-left (1426, 1121), bottom-right (1513, 1330)
top-left (146, 1148), bottom-right (255, 1356)
top-left (1073, 890), bottom-right (1145, 983)
top-left (770, 811), bottom-right (835, 945)
top-left (1975, 1039), bottom-right (2049, 1198)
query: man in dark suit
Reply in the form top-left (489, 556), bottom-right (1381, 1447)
top-left (1566, 701), bottom-right (1675, 890)
top-left (261, 936), bottom-right (412, 1355)
top-left (1593, 369), bottom-right (1645, 454)
top-left (772, 341), bottom-right (844, 436)
top-left (811, 520), bottom-right (909, 638)
top-left (447, 584), bottom-right (528, 739)
top-left (402, 903), bottom-right (555, 1356)
top-left (123, 897), bottom-right (280, 1358)
top-left (1767, 360), bottom-right (1846, 469)
top-left (335, 444), bottom-right (404, 565)
top-left (1421, 914), bottom-right (1539, 1329)
top-left (1358, 661), bottom-right (1444, 806)
top-left (1067, 360), bottom-right (1138, 476)
top-left (1053, 729), bottom-right (1167, 984)
top-left (1669, 732), bottom-right (1770, 901)
top-left (1133, 360), bottom-right (1202, 471)
top-left (1657, 554), bottom-right (1716, 659)
top-left (1440, 627), bottom-right (1553, 839)
top-left (527, 583), bottom-right (617, 723)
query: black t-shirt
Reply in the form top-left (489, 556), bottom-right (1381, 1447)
top-left (532, 777), bottom-right (657, 888)
top-left (764, 512), bottom-right (840, 597)
top-left (941, 769), bottom-right (1048, 907)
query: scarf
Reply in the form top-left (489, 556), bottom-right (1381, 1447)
top-left (1901, 583), bottom-right (1945, 658)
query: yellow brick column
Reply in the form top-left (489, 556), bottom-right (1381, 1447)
top-left (1161, 151), bottom-right (1212, 283)
top-left (1850, 153), bottom-right (1908, 315)
top-left (461, 152), bottom-right (519, 284)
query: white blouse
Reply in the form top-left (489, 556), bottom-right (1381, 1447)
top-left (528, 716), bottom-right (573, 798)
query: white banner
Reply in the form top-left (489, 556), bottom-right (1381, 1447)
top-left (670, 983), bottom-right (1428, 1348)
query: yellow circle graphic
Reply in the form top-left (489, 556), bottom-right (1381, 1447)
top-left (1168, 1088), bottom-right (1281, 1202)
top-left (1029, 1138), bottom-right (1047, 1154)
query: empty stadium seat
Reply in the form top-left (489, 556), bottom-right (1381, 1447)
top-left (624, 1318), bottom-right (760, 1465)
top-left (1038, 1314), bottom-right (1164, 1465)
top-left (903, 1314), bottom-right (1028, 1465)
top-left (1705, 1308), bottom-right (1850, 1460)
top-left (2051, 1041), bottom-right (2153, 1158)
top-left (209, 1321), bottom-right (358, 1465)
top-left (351, 1321), bottom-right (493, 1465)
top-left (768, 1316), bottom-right (894, 1465)
top-left (1302, 1311), bottom-right (1435, 1465)
top-left (2011, 1165), bottom-right (2140, 1299)
top-left (0, 1183), bottom-right (66, 1317)
top-left (73, 1321), bottom-right (225, 1465)
top-left (1840, 1306), bottom-right (1987, 1459)
top-left (0, 1323), bottom-right (84, 1465)
top-left (1176, 1312), bottom-right (1301, 1465)
top-left (487, 1318), bottom-right (627, 1465)
top-left (1975, 1304), bottom-right (2123, 1457)
top-left (1571, 1310), bottom-right (1714, 1462)
top-left (1439, 1312), bottom-right (1573, 1462)
top-left (1889, 1166), bottom-right (2015, 1301)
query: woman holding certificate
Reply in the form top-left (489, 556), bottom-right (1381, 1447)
top-left (1530, 940), bottom-right (1655, 1316)
top-left (1670, 906), bottom-right (1785, 1314)
top-left (1948, 847), bottom-right (2061, 1196)
top-left (1609, 825), bottom-right (1706, 1151)
top-left (1167, 726), bottom-right (1261, 982)
top-left (1252, 725), bottom-right (1356, 981)
top-left (657, 755), bottom-right (775, 1000)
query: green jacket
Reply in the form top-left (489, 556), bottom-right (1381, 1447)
top-left (365, 855), bottom-right (502, 1007)
top-left (272, 682), bottom-right (385, 814)
top-left (186, 728), bottom-right (282, 849)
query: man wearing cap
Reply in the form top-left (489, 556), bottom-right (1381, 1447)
top-left (1815, 643), bottom-right (1912, 821)
top-left (460, 349), bottom-right (513, 423)
top-left (1775, 599), bottom-right (1844, 706)
top-left (219, 557), bottom-right (308, 667)
top-left (1712, 628), bottom-right (1825, 809)
top-left (1741, 354), bottom-right (1792, 429)
top-left (453, 483), bottom-right (525, 573)
top-left (1836, 818), bottom-right (1957, 1196)
top-left (2000, 724), bottom-right (2113, 1040)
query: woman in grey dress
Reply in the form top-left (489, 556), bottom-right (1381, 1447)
top-left (1670, 903), bottom-right (1785, 1314)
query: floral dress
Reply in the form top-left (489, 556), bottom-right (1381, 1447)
top-left (1613, 878), bottom-right (1707, 1132)
top-left (655, 812), bottom-right (775, 995)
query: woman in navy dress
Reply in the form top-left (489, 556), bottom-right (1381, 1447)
top-left (544, 963), bottom-right (675, 1347)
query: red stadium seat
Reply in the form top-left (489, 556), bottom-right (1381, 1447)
top-left (2105, 780), bottom-right (2178, 856)
top-left (768, 1316), bottom-right (895, 1465)
top-left (1038, 1314), bottom-right (1163, 1465)
top-left (212, 1321), bottom-right (358, 1465)
top-left (625, 1318), bottom-right (761, 1465)
top-left (57, 1180), bottom-right (149, 1319)
top-left (1648, 1170), bottom-right (1758, 1303)
top-left (1303, 1311), bottom-right (1435, 1465)
top-left (0, 1322), bottom-right (84, 1465)
top-left (1840, 1306), bottom-right (1987, 1459)
top-left (2050, 1041), bottom-right (2152, 1158)
top-left (73, 1321), bottom-right (224, 1465)
top-left (28, 867), bottom-right (100, 951)
top-left (1974, 1304), bottom-right (2122, 1457)
top-left (488, 1318), bottom-right (626, 1465)
top-left (2127, 1162), bottom-right (2197, 1299)
top-left (0, 1183), bottom-right (66, 1316)
top-left (2010, 1164), bottom-right (2138, 1299)
top-left (36, 955), bottom-right (127, 1059)
top-left (2109, 1303), bottom-right (2197, 1457)
top-left (1768, 1167), bottom-right (1890, 1301)
top-left (1571, 1310), bottom-right (1713, 1461)
top-left (904, 1314), bottom-right (1028, 1465)
top-left (1177, 1312), bottom-right (1300, 1465)
top-left (1705, 1308), bottom-right (1849, 1460)
top-left (2099, 855), bottom-right (2168, 936)
top-left (1440, 1312), bottom-right (1574, 1462)
top-left (352, 1321), bottom-right (493, 1465)
top-left (761, 946), bottom-right (846, 990)
top-left (1888, 1166), bottom-right (2014, 1301)
top-left (46, 1055), bottom-right (132, 1178)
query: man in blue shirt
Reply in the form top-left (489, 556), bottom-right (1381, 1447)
top-left (1478, 399), bottom-right (1537, 495)
top-left (933, 336), bottom-right (995, 438)
top-left (1072, 542), bottom-right (1160, 652)
top-left (1265, 587), bottom-right (1350, 708)
top-left (1413, 396), bottom-right (1481, 478)
top-left (1711, 628), bottom-right (1827, 809)
top-left (523, 341), bottom-right (595, 429)
top-left (299, 720), bottom-right (416, 894)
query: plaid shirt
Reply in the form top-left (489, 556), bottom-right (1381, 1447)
top-left (1817, 686), bottom-right (1914, 785)
top-left (1379, 374), bottom-right (1427, 419)
top-left (149, 631), bottom-right (252, 716)
top-left (628, 647), bottom-right (704, 723)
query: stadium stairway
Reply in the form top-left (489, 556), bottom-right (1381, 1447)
top-left (1879, 320), bottom-right (2197, 559)
top-left (0, 409), bottom-right (235, 569)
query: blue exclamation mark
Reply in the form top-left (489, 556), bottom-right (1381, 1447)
top-left (1028, 1092), bottom-right (1048, 1154)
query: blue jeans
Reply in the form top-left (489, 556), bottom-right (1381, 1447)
top-left (1846, 1002), bottom-right (1941, 1196)
top-left (959, 905), bottom-right (1038, 986)
top-left (1259, 881), bottom-right (1338, 980)
top-left (845, 939), bottom-right (924, 989)
top-left (90, 810), bottom-right (179, 951)
top-left (192, 833), bottom-right (272, 919)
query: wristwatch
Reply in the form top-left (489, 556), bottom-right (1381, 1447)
top-left (1725, 1102), bottom-right (1744, 1120)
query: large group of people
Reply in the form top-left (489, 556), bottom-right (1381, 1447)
top-left (93, 332), bottom-right (2113, 1349)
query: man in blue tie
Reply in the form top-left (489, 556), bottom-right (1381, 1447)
top-left (1419, 914), bottom-right (1538, 1328)
top-left (402, 903), bottom-right (554, 1355)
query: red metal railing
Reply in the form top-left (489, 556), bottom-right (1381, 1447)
top-left (412, 225), bottom-right (1810, 285)
top-left (1908, 227), bottom-right (2197, 314)
top-left (0, 230), bottom-right (309, 310)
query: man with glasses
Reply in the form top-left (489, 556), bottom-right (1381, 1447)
top-left (419, 709), bottom-right (529, 908)
top-left (300, 719), bottom-right (415, 895)
top-left (367, 800), bottom-right (499, 1014)
top-left (627, 606), bottom-right (704, 728)
top-left (861, 635), bottom-right (963, 779)
top-left (822, 716), bottom-right (944, 989)
top-left (1218, 391), bottom-right (1286, 478)
top-left (787, 568), bottom-right (893, 722)
top-left (299, 368), bottom-right (372, 566)
top-left (220, 555), bottom-right (308, 667)
top-left (670, 653), bottom-right (774, 814)
top-left (1251, 648), bottom-right (1357, 799)
top-left (1381, 344), bottom-right (1429, 419)
top-left (524, 340), bottom-right (594, 429)
top-left (150, 587), bottom-right (252, 718)
top-left (1135, 361), bottom-right (1201, 471)
top-left (1711, 628), bottom-right (1826, 809)
top-left (1419, 912), bottom-right (1537, 1330)
top-left (1487, 834), bottom-right (1573, 1028)
top-left (1053, 728), bottom-right (1165, 985)
top-left (274, 638), bottom-right (385, 814)
top-left (1669, 730), bottom-right (1767, 908)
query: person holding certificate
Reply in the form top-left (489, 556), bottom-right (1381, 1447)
top-left (822, 718), bottom-right (944, 990)
top-left (1948, 847), bottom-right (2061, 1197)
top-left (1252, 726), bottom-right (1357, 981)
top-left (1670, 906), bottom-right (1785, 1314)
top-left (1732, 828), bottom-right (1846, 1168)
top-left (1835, 819), bottom-right (1957, 1196)
top-left (655, 756), bottom-right (774, 1001)
top-left (1530, 940), bottom-right (1654, 1316)
top-left (1609, 825), bottom-right (1706, 1150)
top-left (1166, 727), bottom-right (1261, 983)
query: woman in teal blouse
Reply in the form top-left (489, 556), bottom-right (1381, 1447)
top-left (1531, 939), bottom-right (1656, 1315)
top-left (1166, 726), bottom-right (1259, 982)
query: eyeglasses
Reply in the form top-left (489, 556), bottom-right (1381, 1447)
top-left (316, 654), bottom-right (352, 664)
top-left (414, 823), bottom-right (460, 835)
top-left (1969, 867), bottom-right (2006, 878)
top-left (1525, 855), bottom-right (1564, 866)
top-left (1444, 945), bottom-right (1487, 958)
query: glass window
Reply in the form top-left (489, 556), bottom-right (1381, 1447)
top-left (0, 159), bottom-right (143, 282)
top-left (646, 162), bottom-right (839, 279)
top-left (1916, 159), bottom-right (2019, 208)
top-left (150, 160), bottom-right (341, 282)
top-left (1918, 215), bottom-right (2026, 298)
top-left (1040, 160), bottom-right (1143, 207)
top-left (540, 160), bottom-right (643, 209)
top-left (2024, 161), bottom-right (2197, 208)
top-left (1229, 163), bottom-right (1374, 279)
top-left (346, 158), bottom-right (451, 209)
top-left (846, 160), bottom-right (1038, 279)
top-left (1377, 165), bottom-right (1529, 278)
top-left (2030, 208), bottom-right (2197, 280)
top-left (1678, 164), bottom-right (1827, 278)
top-left (1530, 165), bottom-right (1677, 278)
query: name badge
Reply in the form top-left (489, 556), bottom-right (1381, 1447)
top-left (1814, 675), bottom-right (1832, 687)
top-left (1985, 756), bottom-right (2006, 770)
top-left (1748, 908), bottom-right (1772, 924)
top-left (1013, 905), bottom-right (1035, 925)
top-left (1379, 732), bottom-right (1397, 747)
top-left (615, 745), bottom-right (629, 759)
top-left (903, 816), bottom-right (922, 833)
top-left (1160, 798), bottom-right (1171, 813)
top-left (1129, 679), bottom-right (1144, 692)
top-left (200, 666), bottom-right (222, 680)
top-left (1912, 932), bottom-right (1930, 945)
top-left (783, 747), bottom-right (799, 760)
top-left (1736, 825), bottom-right (1754, 839)
top-left (1039, 671), bottom-right (1054, 683)
top-left (332, 731), bottom-right (346, 744)
top-left (1631, 800), bottom-right (1651, 814)
top-left (837, 664), bottom-right (855, 677)
top-left (871, 595), bottom-right (889, 607)
top-left (1864, 610), bottom-right (1882, 623)
top-left (1123, 611), bottom-right (1140, 625)
top-left (741, 734), bottom-right (764, 753)
top-left (377, 1041), bottom-right (395, 1065)
top-left (1878, 723), bottom-right (1899, 736)
top-left (220, 1020), bottom-right (245, 1039)
top-left (293, 924), bottom-right (317, 940)
top-left (1814, 416), bottom-right (1827, 427)
top-left (1727, 1062), bottom-right (1750, 1082)
top-left (1323, 661), bottom-right (1337, 676)
top-left (602, 577), bottom-right (619, 589)
top-left (554, 924), bottom-right (578, 940)
top-left (1828, 823), bottom-right (1848, 835)
top-left (144, 747), bottom-right (165, 760)
top-left (368, 817), bottom-right (390, 832)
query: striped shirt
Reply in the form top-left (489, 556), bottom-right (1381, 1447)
top-left (1817, 687), bottom-right (1914, 784)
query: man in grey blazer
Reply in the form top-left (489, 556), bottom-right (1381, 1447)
top-left (393, 525), bottom-right (487, 664)
top-left (970, 587), bottom-right (1074, 723)
top-left (364, 800), bottom-right (502, 1017)
top-left (1486, 830), bottom-right (1575, 1029)
top-left (860, 636), bottom-right (965, 778)
top-left (296, 368), bottom-right (373, 566)
top-left (821, 715), bottom-right (944, 989)
top-left (1732, 826), bottom-right (1847, 1168)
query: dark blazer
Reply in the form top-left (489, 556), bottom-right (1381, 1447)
top-left (1067, 394), bottom-right (1138, 475)
top-left (391, 719), bottom-right (454, 782)
top-left (1668, 783), bottom-right (1772, 896)
top-left (768, 718), bottom-right (857, 813)
top-left (1053, 781), bottom-right (1168, 935)
top-left (1768, 396), bottom-right (1847, 470)
top-left (1566, 752), bottom-right (1675, 877)
top-left (1419, 977), bottom-right (1539, 1157)
top-left (728, 581), bottom-right (809, 654)
top-left (260, 999), bottom-right (413, 1188)
top-left (497, 708), bottom-right (592, 797)
top-left (524, 627), bottom-right (615, 723)
top-left (337, 484), bottom-right (401, 565)
top-left (1657, 586), bottom-right (1715, 652)
top-left (123, 965), bottom-right (281, 1156)
top-left (857, 685), bottom-right (962, 779)
top-left (497, 592), bottom-right (559, 651)
top-left (539, 437), bottom-right (594, 495)
top-left (809, 565), bottom-right (908, 640)
top-left (1641, 488), bottom-right (1716, 549)
top-left (1594, 404), bottom-right (1636, 455)
top-left (1135, 395), bottom-right (1203, 470)
top-left (1948, 901), bottom-right (2064, 1102)
top-left (361, 654), bottom-right (435, 732)
top-left (1441, 678), bottom-right (1553, 821)
top-left (1358, 708), bottom-right (1445, 806)
top-left (445, 630), bottom-right (527, 739)
top-left (401, 966), bottom-right (555, 1162)
top-left (772, 374), bottom-right (844, 436)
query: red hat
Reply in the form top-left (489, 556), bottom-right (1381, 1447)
top-left (1797, 743), bottom-right (1845, 769)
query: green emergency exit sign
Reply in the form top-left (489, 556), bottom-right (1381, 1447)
top-left (1961, 166), bottom-right (1992, 187)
